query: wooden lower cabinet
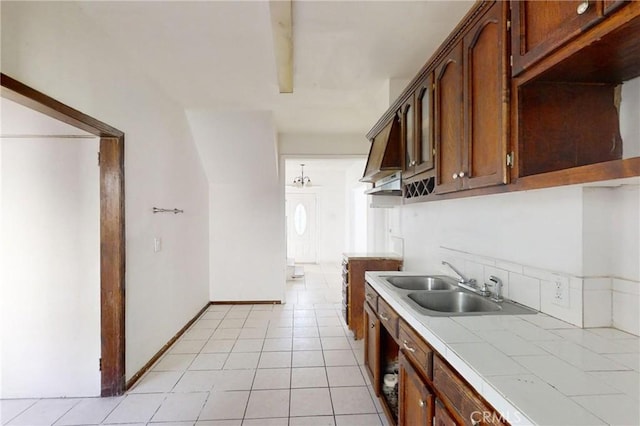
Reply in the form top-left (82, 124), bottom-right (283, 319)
top-left (342, 254), bottom-right (402, 340)
top-left (365, 282), bottom-right (510, 426)
top-left (434, 399), bottom-right (458, 426)
top-left (364, 301), bottom-right (381, 396)
top-left (434, 356), bottom-right (507, 426)
top-left (399, 352), bottom-right (434, 426)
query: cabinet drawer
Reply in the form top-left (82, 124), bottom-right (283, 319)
top-left (399, 320), bottom-right (433, 379)
top-left (377, 297), bottom-right (399, 339)
top-left (364, 283), bottom-right (378, 312)
top-left (433, 356), bottom-right (507, 426)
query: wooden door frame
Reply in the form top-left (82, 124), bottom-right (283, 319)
top-left (1, 73), bottom-right (126, 397)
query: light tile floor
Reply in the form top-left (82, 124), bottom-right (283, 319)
top-left (1, 263), bottom-right (388, 426)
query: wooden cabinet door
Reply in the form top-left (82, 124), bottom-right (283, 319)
top-left (463, 0), bottom-right (508, 190)
top-left (402, 96), bottom-right (417, 178)
top-left (511, 0), bottom-right (603, 75)
top-left (399, 353), bottom-right (433, 426)
top-left (415, 74), bottom-right (435, 175)
top-left (364, 302), bottom-right (381, 396)
top-left (434, 399), bottom-right (458, 426)
top-left (435, 43), bottom-right (464, 194)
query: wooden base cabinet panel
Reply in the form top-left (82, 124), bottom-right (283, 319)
top-left (342, 255), bottom-right (402, 340)
top-left (365, 282), bottom-right (510, 426)
top-left (435, 399), bottom-right (458, 426)
top-left (434, 356), bottom-right (507, 426)
top-left (399, 352), bottom-right (434, 426)
top-left (364, 301), bottom-right (381, 396)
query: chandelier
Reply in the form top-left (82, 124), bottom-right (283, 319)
top-left (293, 163), bottom-right (312, 187)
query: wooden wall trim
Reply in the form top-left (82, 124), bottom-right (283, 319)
top-left (211, 300), bottom-right (283, 305)
top-left (100, 137), bottom-right (126, 396)
top-left (125, 302), bottom-right (212, 391)
top-left (403, 157), bottom-right (640, 204)
top-left (0, 74), bottom-right (124, 138)
top-left (1, 73), bottom-right (127, 397)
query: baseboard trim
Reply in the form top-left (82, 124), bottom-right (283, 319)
top-left (211, 300), bottom-right (282, 305)
top-left (125, 301), bottom-right (211, 390)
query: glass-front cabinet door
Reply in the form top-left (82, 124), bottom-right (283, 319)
top-left (415, 73), bottom-right (435, 175)
top-left (403, 73), bottom-right (435, 180)
top-left (402, 97), bottom-right (415, 176)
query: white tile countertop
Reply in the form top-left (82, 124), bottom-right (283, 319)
top-left (365, 271), bottom-right (640, 426)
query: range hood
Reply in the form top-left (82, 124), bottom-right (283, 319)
top-left (360, 115), bottom-right (401, 183)
top-left (365, 171), bottom-right (402, 196)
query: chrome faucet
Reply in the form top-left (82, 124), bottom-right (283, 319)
top-left (486, 275), bottom-right (504, 303)
top-left (442, 261), bottom-right (475, 285)
top-left (442, 261), bottom-right (491, 297)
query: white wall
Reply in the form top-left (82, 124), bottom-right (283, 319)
top-left (384, 184), bottom-right (639, 331)
top-left (2, 1), bottom-right (210, 381)
top-left (345, 161), bottom-right (368, 253)
top-left (1, 138), bottom-right (100, 398)
top-left (187, 111), bottom-right (286, 302)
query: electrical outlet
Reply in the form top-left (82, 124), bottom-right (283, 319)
top-left (154, 237), bottom-right (162, 253)
top-left (552, 274), bottom-right (569, 307)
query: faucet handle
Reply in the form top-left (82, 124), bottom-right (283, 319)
top-left (486, 276), bottom-right (503, 302)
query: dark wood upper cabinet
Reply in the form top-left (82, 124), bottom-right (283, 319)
top-left (403, 74), bottom-right (435, 180)
top-left (464, 0), bottom-right (509, 190)
top-left (402, 97), bottom-right (416, 175)
top-left (435, 43), bottom-right (464, 195)
top-left (361, 113), bottom-right (402, 183)
top-left (364, 0), bottom-right (639, 203)
top-left (436, 1), bottom-right (508, 195)
top-left (511, 0), bottom-right (604, 76)
top-left (415, 74), bottom-right (435, 176)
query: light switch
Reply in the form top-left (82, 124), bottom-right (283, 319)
top-left (154, 237), bottom-right (162, 252)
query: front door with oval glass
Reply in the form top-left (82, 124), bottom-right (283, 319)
top-left (286, 193), bottom-right (317, 263)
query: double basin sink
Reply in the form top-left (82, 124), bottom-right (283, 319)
top-left (380, 275), bottom-right (536, 316)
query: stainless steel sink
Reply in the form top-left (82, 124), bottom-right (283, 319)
top-left (403, 290), bottom-right (537, 316)
top-left (384, 275), bottom-right (457, 291)
top-left (408, 291), bottom-right (501, 313)
top-left (374, 273), bottom-right (537, 316)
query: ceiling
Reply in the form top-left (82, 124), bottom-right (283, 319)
top-left (76, 0), bottom-right (474, 135)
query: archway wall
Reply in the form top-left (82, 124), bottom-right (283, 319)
top-left (1, 1), bottom-right (210, 385)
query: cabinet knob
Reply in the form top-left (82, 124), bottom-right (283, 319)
top-left (452, 173), bottom-right (459, 180)
top-left (379, 313), bottom-right (389, 321)
top-left (577, 1), bottom-right (590, 14)
top-left (419, 400), bottom-right (425, 407)
top-left (411, 160), bottom-right (416, 166)
top-left (459, 171), bottom-right (466, 178)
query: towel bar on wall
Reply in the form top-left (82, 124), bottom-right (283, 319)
top-left (152, 207), bottom-right (184, 214)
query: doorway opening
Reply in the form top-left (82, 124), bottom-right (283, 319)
top-left (283, 157), bottom-right (368, 267)
top-left (1, 74), bottom-right (126, 397)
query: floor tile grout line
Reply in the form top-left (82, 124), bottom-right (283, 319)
top-left (0, 398), bottom-right (40, 425)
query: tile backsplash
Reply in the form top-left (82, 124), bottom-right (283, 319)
top-left (439, 247), bottom-right (639, 335)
